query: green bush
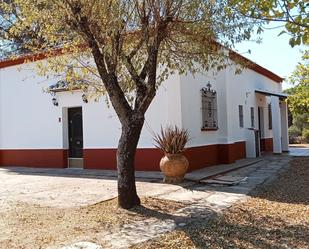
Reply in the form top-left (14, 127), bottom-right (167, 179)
top-left (302, 129), bottom-right (309, 143)
top-left (289, 126), bottom-right (302, 144)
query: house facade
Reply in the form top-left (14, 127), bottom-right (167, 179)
top-left (0, 52), bottom-right (289, 171)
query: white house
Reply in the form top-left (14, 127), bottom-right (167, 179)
top-left (0, 51), bottom-right (289, 171)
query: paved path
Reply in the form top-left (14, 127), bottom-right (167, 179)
top-left (59, 155), bottom-right (292, 249)
top-left (288, 145), bottom-right (309, 157)
top-left (0, 154), bottom-right (297, 249)
top-left (0, 157), bottom-right (261, 209)
top-left (0, 169), bottom-right (193, 210)
top-left (0, 157), bottom-right (261, 182)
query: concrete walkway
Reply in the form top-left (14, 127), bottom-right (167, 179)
top-left (288, 144), bottom-right (309, 157)
top-left (58, 155), bottom-right (292, 249)
top-left (0, 153), bottom-right (301, 249)
top-left (0, 157), bottom-right (262, 210)
top-left (0, 157), bottom-right (262, 182)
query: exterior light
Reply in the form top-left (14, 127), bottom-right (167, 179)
top-left (52, 97), bottom-right (58, 106)
top-left (82, 94), bottom-right (88, 103)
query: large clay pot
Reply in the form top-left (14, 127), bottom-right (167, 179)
top-left (160, 153), bottom-right (189, 183)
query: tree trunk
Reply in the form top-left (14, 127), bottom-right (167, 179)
top-left (117, 114), bottom-right (144, 209)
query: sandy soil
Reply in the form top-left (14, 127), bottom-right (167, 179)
top-left (132, 157), bottom-right (309, 249)
top-left (0, 197), bottom-right (185, 249)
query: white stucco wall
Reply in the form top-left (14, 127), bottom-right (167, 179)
top-left (179, 69), bottom-right (229, 147)
top-left (0, 57), bottom-right (284, 153)
top-left (178, 63), bottom-right (282, 148)
top-left (225, 66), bottom-right (281, 141)
top-left (0, 64), bottom-right (63, 149)
top-left (0, 61), bottom-right (178, 150)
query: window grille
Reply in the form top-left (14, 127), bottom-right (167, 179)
top-left (268, 104), bottom-right (272, 129)
top-left (201, 83), bottom-right (218, 130)
top-left (250, 107), bottom-right (255, 128)
top-left (239, 105), bottom-right (244, 128)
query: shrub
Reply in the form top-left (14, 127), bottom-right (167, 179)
top-left (289, 126), bottom-right (302, 144)
top-left (302, 129), bottom-right (309, 143)
top-left (153, 126), bottom-right (190, 154)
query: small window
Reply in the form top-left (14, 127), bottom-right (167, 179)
top-left (239, 105), bottom-right (244, 128)
top-left (268, 104), bottom-right (272, 129)
top-left (250, 107), bottom-right (255, 128)
top-left (201, 83), bottom-right (218, 130)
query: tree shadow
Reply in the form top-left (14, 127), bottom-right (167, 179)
top-left (130, 201), bottom-right (218, 225)
top-left (0, 166), bottom-right (164, 183)
top-left (128, 201), bottom-right (309, 249)
top-left (250, 157), bottom-right (309, 205)
top-left (179, 216), bottom-right (309, 249)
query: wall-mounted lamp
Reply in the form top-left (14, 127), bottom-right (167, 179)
top-left (82, 94), bottom-right (88, 103)
top-left (52, 97), bottom-right (59, 106)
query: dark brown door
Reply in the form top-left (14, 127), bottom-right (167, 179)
top-left (68, 107), bottom-right (83, 158)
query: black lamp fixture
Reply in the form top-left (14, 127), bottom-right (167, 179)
top-left (82, 93), bottom-right (88, 103)
top-left (52, 97), bottom-right (59, 106)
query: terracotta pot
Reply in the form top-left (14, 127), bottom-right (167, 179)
top-left (160, 153), bottom-right (189, 183)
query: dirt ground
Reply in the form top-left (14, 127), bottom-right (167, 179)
top-left (1, 156), bottom-right (308, 249)
top-left (132, 157), bottom-right (309, 249)
top-left (0, 197), bottom-right (185, 249)
top-left (0, 168), bottom-right (189, 210)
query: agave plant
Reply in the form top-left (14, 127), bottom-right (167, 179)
top-left (153, 126), bottom-right (190, 154)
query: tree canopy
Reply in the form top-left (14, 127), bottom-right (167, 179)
top-left (230, 0), bottom-right (309, 47)
top-left (286, 50), bottom-right (309, 116)
top-left (0, 0), bottom-right (259, 208)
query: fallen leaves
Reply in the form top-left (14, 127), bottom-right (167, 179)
top-left (132, 157), bottom-right (309, 249)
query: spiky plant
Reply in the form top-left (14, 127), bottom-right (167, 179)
top-left (153, 126), bottom-right (190, 154)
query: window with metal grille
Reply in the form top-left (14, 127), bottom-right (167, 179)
top-left (201, 83), bottom-right (218, 130)
top-left (250, 107), bottom-right (255, 128)
top-left (239, 105), bottom-right (244, 128)
top-left (268, 104), bottom-right (272, 129)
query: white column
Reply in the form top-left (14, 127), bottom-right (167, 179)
top-left (281, 101), bottom-right (289, 152)
top-left (271, 96), bottom-right (282, 154)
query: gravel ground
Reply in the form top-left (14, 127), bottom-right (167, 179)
top-left (132, 157), bottom-right (309, 249)
top-left (0, 197), bottom-right (185, 249)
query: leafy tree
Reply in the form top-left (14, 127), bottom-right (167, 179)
top-left (0, 0), bottom-right (256, 209)
top-left (230, 0), bottom-right (309, 47)
top-left (286, 50), bottom-right (309, 116)
top-left (0, 0), bottom-right (32, 58)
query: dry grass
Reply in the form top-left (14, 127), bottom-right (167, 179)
top-left (132, 157), bottom-right (309, 249)
top-left (0, 197), bottom-right (185, 249)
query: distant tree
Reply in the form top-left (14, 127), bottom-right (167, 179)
top-left (286, 50), bottom-right (309, 116)
top-left (0, 0), bottom-right (257, 209)
top-left (230, 0), bottom-right (309, 47)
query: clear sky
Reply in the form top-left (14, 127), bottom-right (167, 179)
top-left (234, 25), bottom-right (306, 90)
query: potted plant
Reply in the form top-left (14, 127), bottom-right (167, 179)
top-left (154, 126), bottom-right (190, 183)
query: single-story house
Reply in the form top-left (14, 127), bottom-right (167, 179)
top-left (0, 51), bottom-right (289, 171)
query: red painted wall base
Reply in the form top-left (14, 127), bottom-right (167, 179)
top-left (84, 141), bottom-right (246, 171)
top-left (260, 138), bottom-right (273, 152)
top-left (0, 149), bottom-right (68, 168)
top-left (0, 141), bottom-right (246, 171)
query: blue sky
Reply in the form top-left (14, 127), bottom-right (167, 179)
top-left (235, 25), bottom-right (306, 90)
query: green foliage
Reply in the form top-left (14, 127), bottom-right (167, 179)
top-left (289, 125), bottom-right (302, 137)
top-left (0, 0), bottom-right (257, 101)
top-left (288, 125), bottom-right (302, 144)
top-left (286, 50), bottom-right (309, 116)
top-left (288, 113), bottom-right (309, 144)
top-left (153, 126), bottom-right (190, 154)
top-left (230, 0), bottom-right (309, 47)
top-left (293, 113), bottom-right (309, 131)
top-left (302, 129), bottom-right (309, 142)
